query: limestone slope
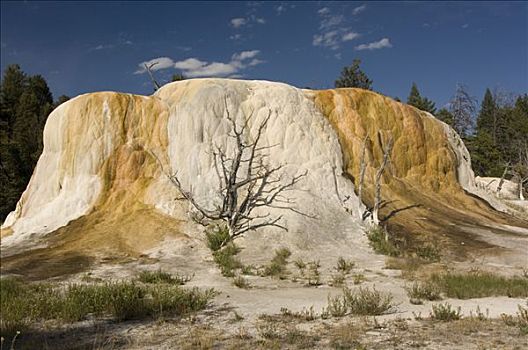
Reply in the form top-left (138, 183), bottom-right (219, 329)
top-left (1, 79), bottom-right (525, 266)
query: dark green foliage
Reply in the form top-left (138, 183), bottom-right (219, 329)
top-left (263, 248), bottom-right (291, 278)
top-left (466, 131), bottom-right (503, 177)
top-left (407, 82), bottom-right (437, 114)
top-left (171, 73), bottom-right (186, 82)
top-left (367, 226), bottom-right (400, 257)
top-left (212, 243), bottom-right (242, 277)
top-left (0, 64), bottom-right (56, 221)
top-left (335, 59), bottom-right (373, 90)
top-left (206, 224), bottom-right (231, 251)
top-left (436, 108), bottom-right (455, 128)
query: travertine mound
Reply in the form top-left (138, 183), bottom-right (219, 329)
top-left (1, 79), bottom-right (525, 261)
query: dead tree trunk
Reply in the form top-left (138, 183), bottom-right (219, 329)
top-left (168, 98), bottom-right (307, 248)
top-left (357, 135), bottom-right (369, 220)
top-left (372, 133), bottom-right (394, 226)
top-left (144, 63), bottom-right (161, 91)
top-left (496, 163), bottom-right (509, 197)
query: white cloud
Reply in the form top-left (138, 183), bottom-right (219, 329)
top-left (462, 23), bottom-right (469, 29)
top-left (352, 4), bottom-right (366, 16)
top-left (318, 7), bottom-right (330, 15)
top-left (135, 50), bottom-right (265, 78)
top-left (313, 30), bottom-right (340, 50)
top-left (232, 50), bottom-right (260, 61)
top-left (256, 17), bottom-right (266, 24)
top-left (134, 57), bottom-right (175, 74)
top-left (173, 58), bottom-right (206, 71)
top-left (320, 14), bottom-right (343, 30)
top-left (230, 34), bottom-right (242, 41)
top-left (342, 32), bottom-right (360, 41)
top-left (355, 38), bottom-right (392, 51)
top-left (276, 5), bottom-right (285, 15)
top-left (230, 18), bottom-right (247, 28)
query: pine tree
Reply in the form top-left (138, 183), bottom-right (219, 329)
top-left (436, 108), bottom-right (455, 128)
top-left (335, 59), bottom-right (373, 90)
top-left (476, 88), bottom-right (496, 142)
top-left (406, 82), bottom-right (437, 114)
top-left (0, 65), bottom-right (55, 221)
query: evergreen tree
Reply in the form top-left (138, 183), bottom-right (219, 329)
top-left (335, 59), bottom-right (373, 90)
top-left (476, 88), bottom-right (496, 142)
top-left (406, 82), bottom-right (437, 114)
top-left (436, 108), bottom-right (455, 128)
top-left (0, 64), bottom-right (55, 221)
top-left (171, 73), bottom-right (186, 82)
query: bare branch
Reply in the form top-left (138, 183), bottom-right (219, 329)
top-left (144, 63), bottom-right (161, 91)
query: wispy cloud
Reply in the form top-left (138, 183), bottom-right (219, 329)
top-left (342, 32), bottom-right (360, 42)
top-left (135, 50), bottom-right (265, 78)
top-left (230, 18), bottom-right (247, 28)
top-left (355, 38), bottom-right (392, 51)
top-left (313, 7), bottom-right (360, 50)
top-left (462, 23), bottom-right (469, 29)
top-left (352, 4), bottom-right (367, 16)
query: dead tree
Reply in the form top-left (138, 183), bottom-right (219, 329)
top-left (357, 135), bottom-right (369, 220)
top-left (372, 132), bottom-right (394, 226)
top-left (496, 163), bottom-right (510, 197)
top-left (144, 62), bottom-right (161, 91)
top-left (512, 147), bottom-right (528, 201)
top-left (168, 101), bottom-right (307, 248)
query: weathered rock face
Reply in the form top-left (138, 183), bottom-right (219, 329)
top-left (1, 79), bottom-right (525, 259)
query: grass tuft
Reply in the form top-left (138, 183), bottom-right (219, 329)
top-left (137, 269), bottom-right (192, 285)
top-left (367, 226), bottom-right (400, 257)
top-left (205, 224), bottom-right (230, 252)
top-left (405, 281), bottom-right (442, 301)
top-left (430, 303), bottom-right (462, 321)
top-left (262, 248), bottom-right (291, 279)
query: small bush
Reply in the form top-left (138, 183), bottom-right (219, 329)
top-left (262, 248), bottom-right (291, 278)
top-left (335, 257), bottom-right (355, 274)
top-left (415, 243), bottom-right (441, 262)
top-left (233, 276), bottom-right (251, 289)
top-left (430, 303), bottom-right (462, 321)
top-left (503, 303), bottom-right (528, 335)
top-left (306, 260), bottom-right (322, 286)
top-left (323, 294), bottom-right (348, 318)
top-left (330, 273), bottom-right (346, 287)
top-left (367, 227), bottom-right (400, 257)
top-left (137, 269), bottom-right (191, 285)
top-left (431, 272), bottom-right (528, 299)
top-left (352, 273), bottom-right (365, 285)
top-left (405, 281), bottom-right (442, 301)
top-left (343, 287), bottom-right (394, 315)
top-left (205, 224), bottom-right (230, 251)
top-left (213, 243), bottom-right (242, 277)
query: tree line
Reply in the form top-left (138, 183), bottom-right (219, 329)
top-left (0, 64), bottom-right (69, 221)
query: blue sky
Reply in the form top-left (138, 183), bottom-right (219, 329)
top-left (1, 1), bottom-right (526, 108)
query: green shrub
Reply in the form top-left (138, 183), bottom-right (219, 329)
top-left (431, 272), bottom-right (528, 299)
top-left (343, 287), bottom-right (394, 315)
top-left (213, 243), bottom-right (242, 277)
top-left (306, 260), bottom-right (322, 286)
top-left (405, 281), bottom-right (442, 301)
top-left (233, 276), bottom-right (251, 289)
top-left (367, 227), bottom-right (400, 257)
top-left (415, 243), bottom-right (441, 262)
top-left (430, 303), bottom-right (462, 321)
top-left (335, 257), bottom-right (355, 274)
top-left (137, 269), bottom-right (191, 285)
top-left (330, 273), bottom-right (346, 287)
top-left (205, 224), bottom-right (230, 251)
top-left (263, 248), bottom-right (291, 278)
